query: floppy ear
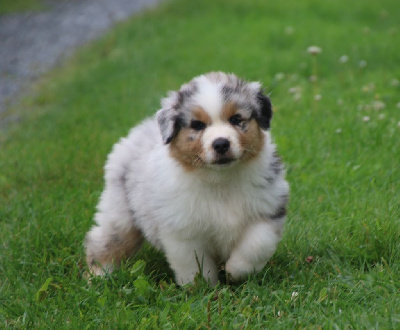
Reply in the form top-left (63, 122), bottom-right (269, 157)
top-left (256, 91), bottom-right (273, 130)
top-left (157, 106), bottom-right (181, 144)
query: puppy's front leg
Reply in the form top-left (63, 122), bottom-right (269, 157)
top-left (160, 235), bottom-right (218, 286)
top-left (225, 221), bottom-right (283, 281)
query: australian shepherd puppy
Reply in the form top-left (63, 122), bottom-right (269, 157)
top-left (85, 72), bottom-right (289, 286)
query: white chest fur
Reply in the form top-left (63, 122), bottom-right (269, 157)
top-left (128, 143), bottom-right (285, 261)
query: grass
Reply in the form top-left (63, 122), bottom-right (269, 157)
top-left (1, 0), bottom-right (399, 327)
top-left (0, 0), bottom-right (43, 15)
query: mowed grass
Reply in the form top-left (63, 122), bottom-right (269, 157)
top-left (1, 0), bottom-right (400, 327)
top-left (0, 0), bottom-right (43, 14)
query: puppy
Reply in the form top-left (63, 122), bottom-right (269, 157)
top-left (85, 72), bottom-right (289, 286)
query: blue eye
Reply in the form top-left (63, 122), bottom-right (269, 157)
top-left (229, 114), bottom-right (243, 126)
top-left (190, 120), bottom-right (206, 131)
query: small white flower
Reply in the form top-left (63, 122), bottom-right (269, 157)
top-left (307, 46), bottom-right (322, 55)
top-left (378, 113), bottom-right (386, 120)
top-left (288, 87), bottom-right (301, 94)
top-left (380, 10), bottom-right (388, 18)
top-left (336, 128), bottom-right (342, 134)
top-left (293, 93), bottom-right (302, 101)
top-left (361, 83), bottom-right (374, 93)
top-left (390, 79), bottom-right (399, 87)
top-left (396, 102), bottom-right (400, 109)
top-left (362, 116), bottom-right (370, 122)
top-left (291, 291), bottom-right (299, 300)
top-left (274, 72), bottom-right (285, 81)
top-left (339, 55), bottom-right (349, 63)
top-left (359, 60), bottom-right (368, 68)
top-left (372, 101), bottom-right (385, 111)
top-left (314, 94), bottom-right (322, 101)
top-left (362, 27), bottom-right (371, 34)
top-left (285, 26), bottom-right (294, 35)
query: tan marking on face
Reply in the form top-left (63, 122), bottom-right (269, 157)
top-left (221, 102), bottom-right (239, 121)
top-left (222, 102), bottom-right (265, 162)
top-left (169, 127), bottom-right (205, 171)
top-left (192, 106), bottom-right (212, 125)
top-left (239, 119), bottom-right (265, 162)
top-left (169, 107), bottom-right (212, 170)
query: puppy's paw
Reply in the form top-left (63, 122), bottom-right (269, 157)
top-left (85, 258), bottom-right (114, 279)
top-left (225, 257), bottom-right (255, 282)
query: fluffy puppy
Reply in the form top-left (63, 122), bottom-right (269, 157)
top-left (85, 72), bottom-right (289, 286)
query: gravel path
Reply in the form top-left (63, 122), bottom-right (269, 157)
top-left (0, 0), bottom-right (163, 116)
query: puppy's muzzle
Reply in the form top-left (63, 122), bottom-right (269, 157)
top-left (212, 138), bottom-right (230, 155)
top-left (212, 138), bottom-right (236, 165)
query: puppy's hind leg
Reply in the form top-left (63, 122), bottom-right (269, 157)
top-left (85, 223), bottom-right (144, 276)
top-left (85, 184), bottom-right (144, 276)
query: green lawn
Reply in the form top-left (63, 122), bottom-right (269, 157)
top-left (0, 0), bottom-right (43, 14)
top-left (1, 0), bottom-right (399, 327)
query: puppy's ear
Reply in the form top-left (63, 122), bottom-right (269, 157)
top-left (255, 91), bottom-right (273, 130)
top-left (157, 104), bottom-right (181, 144)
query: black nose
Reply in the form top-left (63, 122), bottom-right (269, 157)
top-left (212, 138), bottom-right (230, 155)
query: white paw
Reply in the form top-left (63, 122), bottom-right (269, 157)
top-left (174, 266), bottom-right (218, 286)
top-left (225, 256), bottom-right (260, 281)
top-left (87, 262), bottom-right (114, 277)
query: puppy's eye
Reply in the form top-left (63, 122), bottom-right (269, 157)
top-left (229, 114), bottom-right (243, 126)
top-left (190, 120), bottom-right (206, 131)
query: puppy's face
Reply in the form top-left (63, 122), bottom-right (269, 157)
top-left (157, 72), bottom-right (273, 170)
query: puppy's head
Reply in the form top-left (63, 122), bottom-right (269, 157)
top-left (157, 72), bottom-right (272, 170)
